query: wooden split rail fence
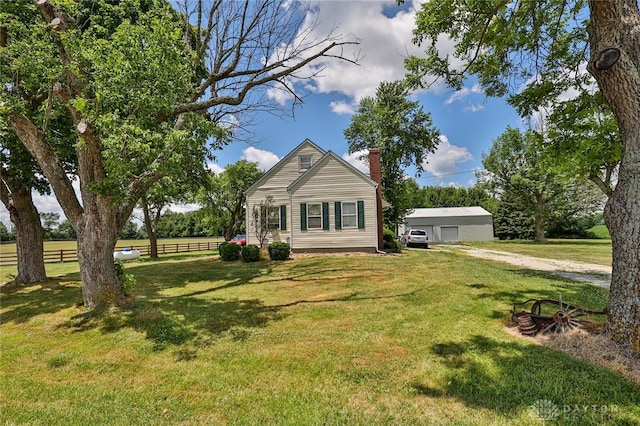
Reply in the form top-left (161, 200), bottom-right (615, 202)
top-left (0, 241), bottom-right (222, 267)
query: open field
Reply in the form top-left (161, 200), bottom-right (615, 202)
top-left (0, 237), bottom-right (224, 255)
top-left (1, 247), bottom-right (637, 425)
top-left (0, 237), bottom-right (223, 272)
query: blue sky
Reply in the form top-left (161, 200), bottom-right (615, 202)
top-left (1, 0), bottom-right (524, 226)
top-left (209, 0), bottom-right (523, 185)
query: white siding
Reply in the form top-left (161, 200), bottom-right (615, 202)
top-left (405, 213), bottom-right (494, 242)
top-left (289, 156), bottom-right (377, 250)
top-left (246, 144), bottom-right (324, 246)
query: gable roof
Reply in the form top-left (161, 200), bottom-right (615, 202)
top-left (287, 150), bottom-right (377, 192)
top-left (405, 206), bottom-right (492, 218)
top-left (245, 138), bottom-right (326, 196)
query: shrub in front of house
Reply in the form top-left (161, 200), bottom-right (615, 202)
top-left (242, 244), bottom-right (261, 262)
top-left (219, 242), bottom-right (241, 261)
top-left (268, 242), bottom-right (290, 261)
top-left (383, 228), bottom-right (402, 253)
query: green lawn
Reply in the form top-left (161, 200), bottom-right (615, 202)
top-left (588, 224), bottom-right (611, 239)
top-left (461, 238), bottom-right (612, 266)
top-left (1, 249), bottom-right (637, 425)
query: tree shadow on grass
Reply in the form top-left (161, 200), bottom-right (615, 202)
top-left (51, 257), bottom-right (281, 350)
top-left (411, 334), bottom-right (640, 424)
top-left (0, 279), bottom-right (82, 323)
top-left (42, 256), bottom-right (400, 360)
top-left (471, 268), bottom-right (609, 311)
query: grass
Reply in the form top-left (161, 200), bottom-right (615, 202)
top-left (0, 237), bottom-right (222, 282)
top-left (461, 238), bottom-right (612, 266)
top-left (588, 224), bottom-right (611, 239)
top-left (1, 249), bottom-right (638, 425)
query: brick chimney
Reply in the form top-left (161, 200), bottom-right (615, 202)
top-left (369, 148), bottom-right (384, 251)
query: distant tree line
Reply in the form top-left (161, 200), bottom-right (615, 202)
top-left (401, 179), bottom-right (604, 241)
top-left (0, 179), bottom-right (605, 243)
top-left (0, 210), bottom-right (226, 243)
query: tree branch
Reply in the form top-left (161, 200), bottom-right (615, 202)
top-left (166, 40), bottom-right (360, 118)
top-left (10, 114), bottom-right (84, 224)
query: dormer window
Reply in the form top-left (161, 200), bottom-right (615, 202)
top-left (299, 155), bottom-right (312, 172)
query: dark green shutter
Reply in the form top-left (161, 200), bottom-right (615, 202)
top-left (357, 200), bottom-right (365, 229)
top-left (300, 203), bottom-right (307, 231)
top-left (280, 205), bottom-right (287, 230)
top-left (335, 202), bottom-right (342, 230)
top-left (322, 202), bottom-right (329, 230)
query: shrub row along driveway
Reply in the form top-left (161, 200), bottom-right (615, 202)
top-left (444, 246), bottom-right (612, 288)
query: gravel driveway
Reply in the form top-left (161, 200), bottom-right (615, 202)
top-left (444, 246), bottom-right (612, 288)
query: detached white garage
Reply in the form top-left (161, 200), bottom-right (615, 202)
top-left (402, 206), bottom-right (494, 243)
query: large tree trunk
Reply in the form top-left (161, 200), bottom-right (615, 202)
top-left (588, 0), bottom-right (640, 350)
top-left (2, 183), bottom-right (47, 284)
top-left (75, 207), bottom-right (125, 307)
top-left (604, 165), bottom-right (640, 350)
top-left (534, 192), bottom-right (547, 243)
top-left (141, 197), bottom-right (159, 258)
top-left (224, 201), bottom-right (243, 241)
top-left (10, 114), bottom-right (127, 307)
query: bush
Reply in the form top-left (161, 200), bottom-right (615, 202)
top-left (268, 242), bottom-right (290, 261)
top-left (114, 259), bottom-right (136, 296)
top-left (384, 238), bottom-right (402, 253)
top-left (242, 244), bottom-right (261, 262)
top-left (383, 228), bottom-right (395, 242)
top-left (219, 242), bottom-right (241, 261)
top-left (383, 228), bottom-right (402, 253)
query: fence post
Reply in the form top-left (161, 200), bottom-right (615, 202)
top-left (60, 249), bottom-right (64, 262)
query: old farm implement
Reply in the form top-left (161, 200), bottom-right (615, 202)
top-left (511, 296), bottom-right (607, 336)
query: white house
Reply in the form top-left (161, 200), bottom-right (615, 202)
top-left (245, 139), bottom-right (384, 252)
top-left (402, 206), bottom-right (494, 243)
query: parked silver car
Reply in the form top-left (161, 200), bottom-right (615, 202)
top-left (401, 229), bottom-right (429, 248)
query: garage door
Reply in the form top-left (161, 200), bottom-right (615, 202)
top-left (405, 223), bottom-right (434, 241)
top-left (441, 226), bottom-right (459, 242)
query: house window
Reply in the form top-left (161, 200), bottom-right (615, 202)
top-left (266, 206), bottom-right (280, 230)
top-left (307, 203), bottom-right (322, 229)
top-left (335, 201), bottom-right (364, 230)
top-left (341, 202), bottom-right (357, 228)
top-left (299, 155), bottom-right (312, 172)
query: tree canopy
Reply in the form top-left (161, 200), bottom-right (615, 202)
top-left (406, 0), bottom-right (640, 349)
top-left (344, 80), bottom-right (440, 229)
top-left (196, 160), bottom-right (264, 241)
top-left (2, 0), bottom-right (360, 307)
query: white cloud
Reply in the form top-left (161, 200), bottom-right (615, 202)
top-left (463, 104), bottom-right (485, 113)
top-left (329, 100), bottom-right (357, 115)
top-left (242, 147), bottom-right (280, 171)
top-left (422, 135), bottom-right (474, 177)
top-left (266, 84), bottom-right (296, 106)
top-left (444, 84), bottom-right (484, 112)
top-left (167, 203), bottom-right (200, 214)
top-left (267, 1), bottom-right (447, 108)
top-left (207, 163), bottom-right (225, 175)
top-left (341, 149), bottom-right (369, 174)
